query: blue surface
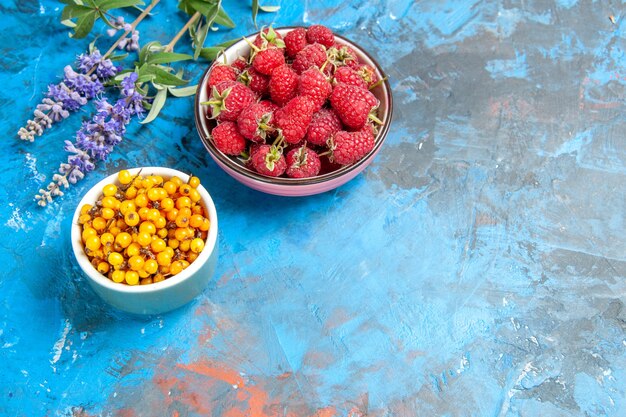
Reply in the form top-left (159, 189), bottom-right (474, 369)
top-left (1, 0), bottom-right (626, 416)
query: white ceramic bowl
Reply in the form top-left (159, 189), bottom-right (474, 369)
top-left (70, 167), bottom-right (219, 315)
top-left (194, 27), bottom-right (393, 197)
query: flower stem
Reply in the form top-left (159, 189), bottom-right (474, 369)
top-left (87, 0), bottom-right (161, 76)
top-left (164, 11), bottom-right (201, 52)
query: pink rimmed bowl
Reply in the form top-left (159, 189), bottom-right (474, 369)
top-left (71, 167), bottom-right (219, 315)
top-left (194, 27), bottom-right (393, 197)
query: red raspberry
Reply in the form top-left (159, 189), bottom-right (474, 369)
top-left (306, 25), bottom-right (335, 48)
top-left (329, 125), bottom-right (375, 165)
top-left (231, 56), bottom-right (249, 72)
top-left (292, 43), bottom-right (327, 74)
top-left (284, 27), bottom-right (307, 58)
top-left (250, 144), bottom-right (286, 177)
top-left (252, 48), bottom-right (285, 75)
top-left (237, 101), bottom-right (277, 143)
top-left (274, 96), bottom-right (317, 144)
top-left (328, 44), bottom-right (360, 69)
top-left (212, 121), bottom-right (247, 155)
top-left (333, 66), bottom-right (367, 89)
top-left (285, 146), bottom-right (321, 178)
top-left (269, 64), bottom-right (299, 106)
top-left (306, 108), bottom-right (342, 146)
top-left (253, 27), bottom-right (285, 49)
top-left (357, 64), bottom-right (380, 88)
top-left (239, 67), bottom-right (270, 96)
top-left (206, 81), bottom-right (255, 122)
top-left (329, 83), bottom-right (378, 129)
top-left (298, 67), bottom-right (332, 110)
top-left (207, 64), bottom-right (238, 90)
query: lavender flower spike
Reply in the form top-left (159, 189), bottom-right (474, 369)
top-left (18, 48), bottom-right (118, 142)
top-left (36, 73), bottom-right (144, 206)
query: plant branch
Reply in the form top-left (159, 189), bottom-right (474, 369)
top-left (164, 11), bottom-right (201, 52)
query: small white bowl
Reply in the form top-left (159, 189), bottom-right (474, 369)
top-left (70, 167), bottom-right (219, 315)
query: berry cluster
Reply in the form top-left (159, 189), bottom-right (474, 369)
top-left (78, 170), bottom-right (210, 286)
top-left (202, 25), bottom-right (383, 179)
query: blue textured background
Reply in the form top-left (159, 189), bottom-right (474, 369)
top-left (1, 0), bottom-right (625, 416)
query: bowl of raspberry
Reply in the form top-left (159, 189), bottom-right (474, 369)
top-left (194, 25), bottom-right (393, 196)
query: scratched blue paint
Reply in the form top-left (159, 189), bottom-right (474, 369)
top-left (2, 0), bottom-right (626, 416)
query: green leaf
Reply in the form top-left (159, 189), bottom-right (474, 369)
top-left (70, 10), bottom-right (97, 39)
top-left (198, 38), bottom-right (237, 61)
top-left (188, 0), bottom-right (217, 17)
top-left (151, 67), bottom-right (189, 86)
top-left (138, 41), bottom-right (163, 65)
top-left (168, 85), bottom-right (198, 97)
top-left (99, 0), bottom-right (144, 12)
top-left (61, 19), bottom-right (77, 28)
top-left (259, 5), bottom-right (280, 12)
top-left (214, 7), bottom-right (235, 28)
top-left (109, 52), bottom-right (129, 61)
top-left (193, 20), bottom-right (210, 60)
top-left (140, 87), bottom-right (167, 124)
top-left (147, 52), bottom-right (193, 64)
top-left (61, 4), bottom-right (94, 21)
top-left (252, 0), bottom-right (258, 26)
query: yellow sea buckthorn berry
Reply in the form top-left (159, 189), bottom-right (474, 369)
top-left (135, 193), bottom-right (148, 208)
top-left (111, 270), bottom-right (125, 283)
top-left (137, 232), bottom-right (152, 247)
top-left (175, 214), bottom-right (189, 228)
top-left (118, 169), bottom-right (133, 185)
top-left (152, 175), bottom-right (164, 185)
top-left (175, 196), bottom-right (192, 210)
top-left (126, 242), bottom-right (141, 257)
top-left (170, 260), bottom-right (186, 275)
top-left (82, 227), bottom-right (97, 241)
top-left (125, 270), bottom-right (139, 285)
top-left (115, 232), bottom-right (132, 249)
top-left (187, 252), bottom-right (198, 263)
top-left (101, 196), bottom-right (118, 209)
top-left (119, 200), bottom-right (136, 215)
top-left (174, 227), bottom-right (189, 241)
top-left (100, 232), bottom-right (115, 246)
top-left (154, 216), bottom-right (167, 229)
top-left (85, 235), bottom-right (102, 252)
top-left (108, 226), bottom-right (121, 236)
top-left (168, 238), bottom-right (180, 249)
top-left (80, 204), bottom-right (93, 215)
top-left (192, 205), bottom-right (204, 215)
top-left (139, 221), bottom-right (156, 235)
top-left (179, 240), bottom-right (191, 252)
top-left (188, 176), bottom-right (200, 188)
top-left (141, 178), bottom-right (154, 190)
top-left (190, 238), bottom-right (205, 254)
top-left (189, 189), bottom-right (201, 203)
top-left (160, 197), bottom-right (174, 212)
top-left (150, 238), bottom-right (167, 253)
top-left (146, 209), bottom-right (161, 222)
top-left (178, 207), bottom-right (192, 219)
top-left (102, 184), bottom-right (118, 197)
top-left (125, 185), bottom-right (138, 199)
top-left (92, 217), bottom-right (107, 232)
top-left (138, 269), bottom-right (150, 278)
top-left (128, 255), bottom-right (145, 271)
top-left (166, 208), bottom-right (179, 222)
top-left (153, 273), bottom-right (165, 283)
top-left (78, 214), bottom-right (92, 225)
top-left (156, 251), bottom-right (172, 266)
top-left (163, 181), bottom-right (177, 195)
top-left (132, 175), bottom-right (143, 188)
top-left (157, 228), bottom-right (168, 239)
top-left (171, 176), bottom-right (183, 186)
top-left (108, 252), bottom-right (124, 266)
top-left (140, 277), bottom-right (153, 285)
top-left (159, 265), bottom-right (170, 275)
top-left (189, 214), bottom-right (204, 229)
top-left (164, 247), bottom-right (174, 258)
top-left (124, 211), bottom-right (140, 227)
top-left (101, 207), bottom-right (115, 220)
top-left (179, 184), bottom-right (192, 197)
top-left (138, 207), bottom-right (150, 221)
top-left (97, 262), bottom-right (110, 274)
top-left (147, 188), bottom-right (161, 202)
top-left (144, 259), bottom-right (159, 274)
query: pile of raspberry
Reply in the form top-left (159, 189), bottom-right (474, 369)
top-left (202, 25), bottom-right (382, 179)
